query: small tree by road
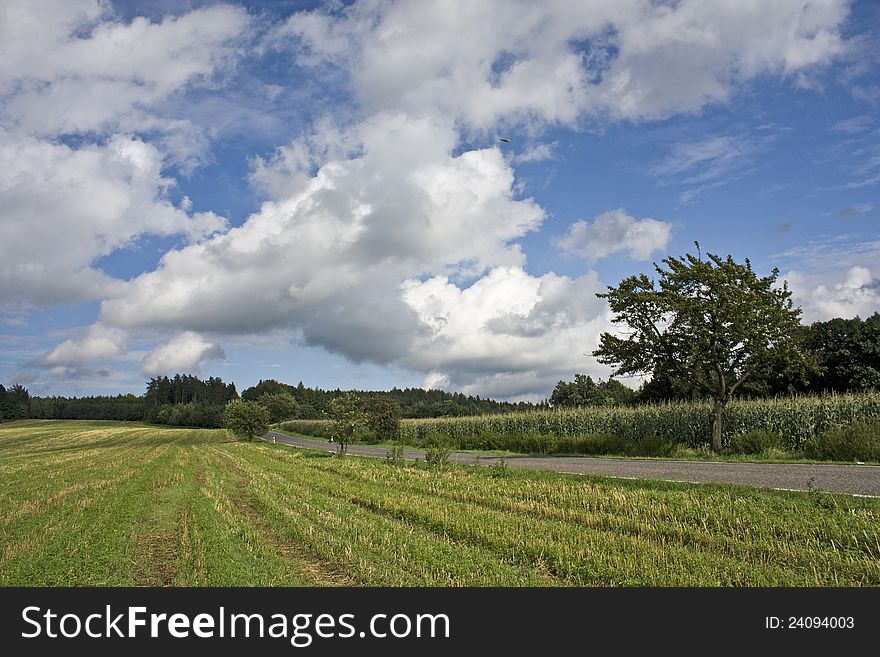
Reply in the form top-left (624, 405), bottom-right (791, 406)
top-left (593, 244), bottom-right (807, 453)
top-left (328, 393), bottom-right (367, 455)
top-left (222, 399), bottom-right (270, 442)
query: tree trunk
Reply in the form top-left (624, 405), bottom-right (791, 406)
top-left (711, 399), bottom-right (724, 453)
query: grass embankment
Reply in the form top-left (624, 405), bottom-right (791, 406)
top-left (2, 420), bottom-right (879, 586)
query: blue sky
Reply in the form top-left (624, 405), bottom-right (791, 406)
top-left (1, 0), bottom-right (878, 401)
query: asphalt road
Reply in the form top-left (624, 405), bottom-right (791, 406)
top-left (262, 431), bottom-right (880, 497)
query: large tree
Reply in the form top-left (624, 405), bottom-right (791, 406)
top-left (593, 245), bottom-right (807, 452)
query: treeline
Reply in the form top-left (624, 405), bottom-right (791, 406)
top-left (240, 379), bottom-right (536, 418)
top-left (638, 312), bottom-right (880, 403)
top-left (549, 313), bottom-right (880, 408)
top-left (2, 374), bottom-right (239, 428)
top-left (0, 383), bottom-right (31, 421)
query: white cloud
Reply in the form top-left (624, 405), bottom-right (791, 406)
top-left (555, 209), bottom-right (671, 261)
top-left (785, 266), bottom-right (880, 323)
top-left (401, 267), bottom-right (617, 399)
top-left (100, 113), bottom-right (544, 334)
top-left (142, 331), bottom-right (225, 376)
top-left (831, 114), bottom-right (874, 134)
top-left (89, 112), bottom-right (619, 399)
top-left (9, 1), bottom-right (861, 399)
top-left (0, 2), bottom-right (250, 140)
top-left (0, 132), bottom-right (227, 308)
top-left (38, 324), bottom-right (127, 367)
top-left (511, 142), bottom-right (557, 165)
top-left (277, 0), bottom-right (852, 128)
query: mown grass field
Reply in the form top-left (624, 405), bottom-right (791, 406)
top-left (2, 420), bottom-right (879, 586)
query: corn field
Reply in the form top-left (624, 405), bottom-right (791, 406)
top-left (282, 392), bottom-right (880, 451)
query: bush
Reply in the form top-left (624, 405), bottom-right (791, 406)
top-left (425, 445), bottom-right (452, 469)
top-left (727, 430), bottom-right (783, 455)
top-left (629, 434), bottom-right (677, 457)
top-left (803, 421), bottom-right (880, 462)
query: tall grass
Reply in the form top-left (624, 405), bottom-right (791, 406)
top-left (281, 392), bottom-right (880, 452)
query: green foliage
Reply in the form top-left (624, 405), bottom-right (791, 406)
top-left (425, 445), bottom-right (452, 469)
top-left (363, 396), bottom-right (401, 441)
top-left (0, 383), bottom-right (29, 421)
top-left (727, 430), bottom-right (783, 455)
top-left (389, 392), bottom-right (880, 454)
top-left (803, 421), bottom-right (880, 462)
top-left (804, 313), bottom-right (880, 393)
top-left (259, 393), bottom-right (300, 423)
top-left (384, 442), bottom-right (407, 467)
top-left (549, 374), bottom-right (636, 408)
top-left (489, 456), bottom-right (509, 478)
top-left (222, 399), bottom-right (270, 441)
top-left (629, 434), bottom-right (677, 457)
top-left (328, 393), bottom-right (367, 455)
top-left (594, 245), bottom-right (808, 451)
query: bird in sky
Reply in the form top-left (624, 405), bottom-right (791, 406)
top-left (498, 138), bottom-right (511, 142)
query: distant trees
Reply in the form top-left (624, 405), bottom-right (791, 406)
top-left (548, 375), bottom-right (636, 408)
top-left (638, 312), bottom-right (880, 401)
top-left (145, 374), bottom-right (237, 407)
top-left (804, 313), bottom-right (880, 392)
top-left (240, 379), bottom-right (534, 419)
top-left (260, 393), bottom-right (300, 424)
top-left (363, 396), bottom-right (401, 441)
top-left (222, 400), bottom-right (269, 441)
top-left (594, 246), bottom-right (807, 452)
top-left (0, 383), bottom-right (30, 421)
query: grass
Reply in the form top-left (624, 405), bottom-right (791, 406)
top-left (271, 427), bottom-right (875, 465)
top-left (2, 420), bottom-right (879, 586)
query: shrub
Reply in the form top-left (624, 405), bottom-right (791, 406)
top-left (425, 445), bottom-right (452, 469)
top-left (385, 442), bottom-right (406, 467)
top-left (727, 430), bottom-right (783, 455)
top-left (803, 421), bottom-right (880, 462)
top-left (573, 433), bottom-right (630, 456)
top-left (629, 434), bottom-right (677, 457)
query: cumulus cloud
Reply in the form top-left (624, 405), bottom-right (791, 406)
top-left (276, 0), bottom-right (851, 128)
top-left (38, 324), bottom-right (127, 367)
top-left (0, 2), bottom-right (250, 311)
top-left (99, 113), bottom-right (544, 334)
top-left (0, 132), bottom-right (227, 308)
top-left (401, 267), bottom-right (616, 398)
top-left (142, 332), bottom-right (225, 376)
top-left (555, 209), bottom-right (671, 261)
top-left (89, 111), bottom-right (620, 399)
top-left (785, 266), bottom-right (880, 323)
top-left (0, 2), bottom-right (250, 140)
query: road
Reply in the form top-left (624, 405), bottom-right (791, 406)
top-left (262, 431), bottom-right (880, 497)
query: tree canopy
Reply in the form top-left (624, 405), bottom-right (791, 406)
top-left (593, 245), bottom-right (807, 451)
top-left (222, 400), bottom-right (269, 441)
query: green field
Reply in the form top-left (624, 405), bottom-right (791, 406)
top-left (2, 420), bottom-right (879, 586)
